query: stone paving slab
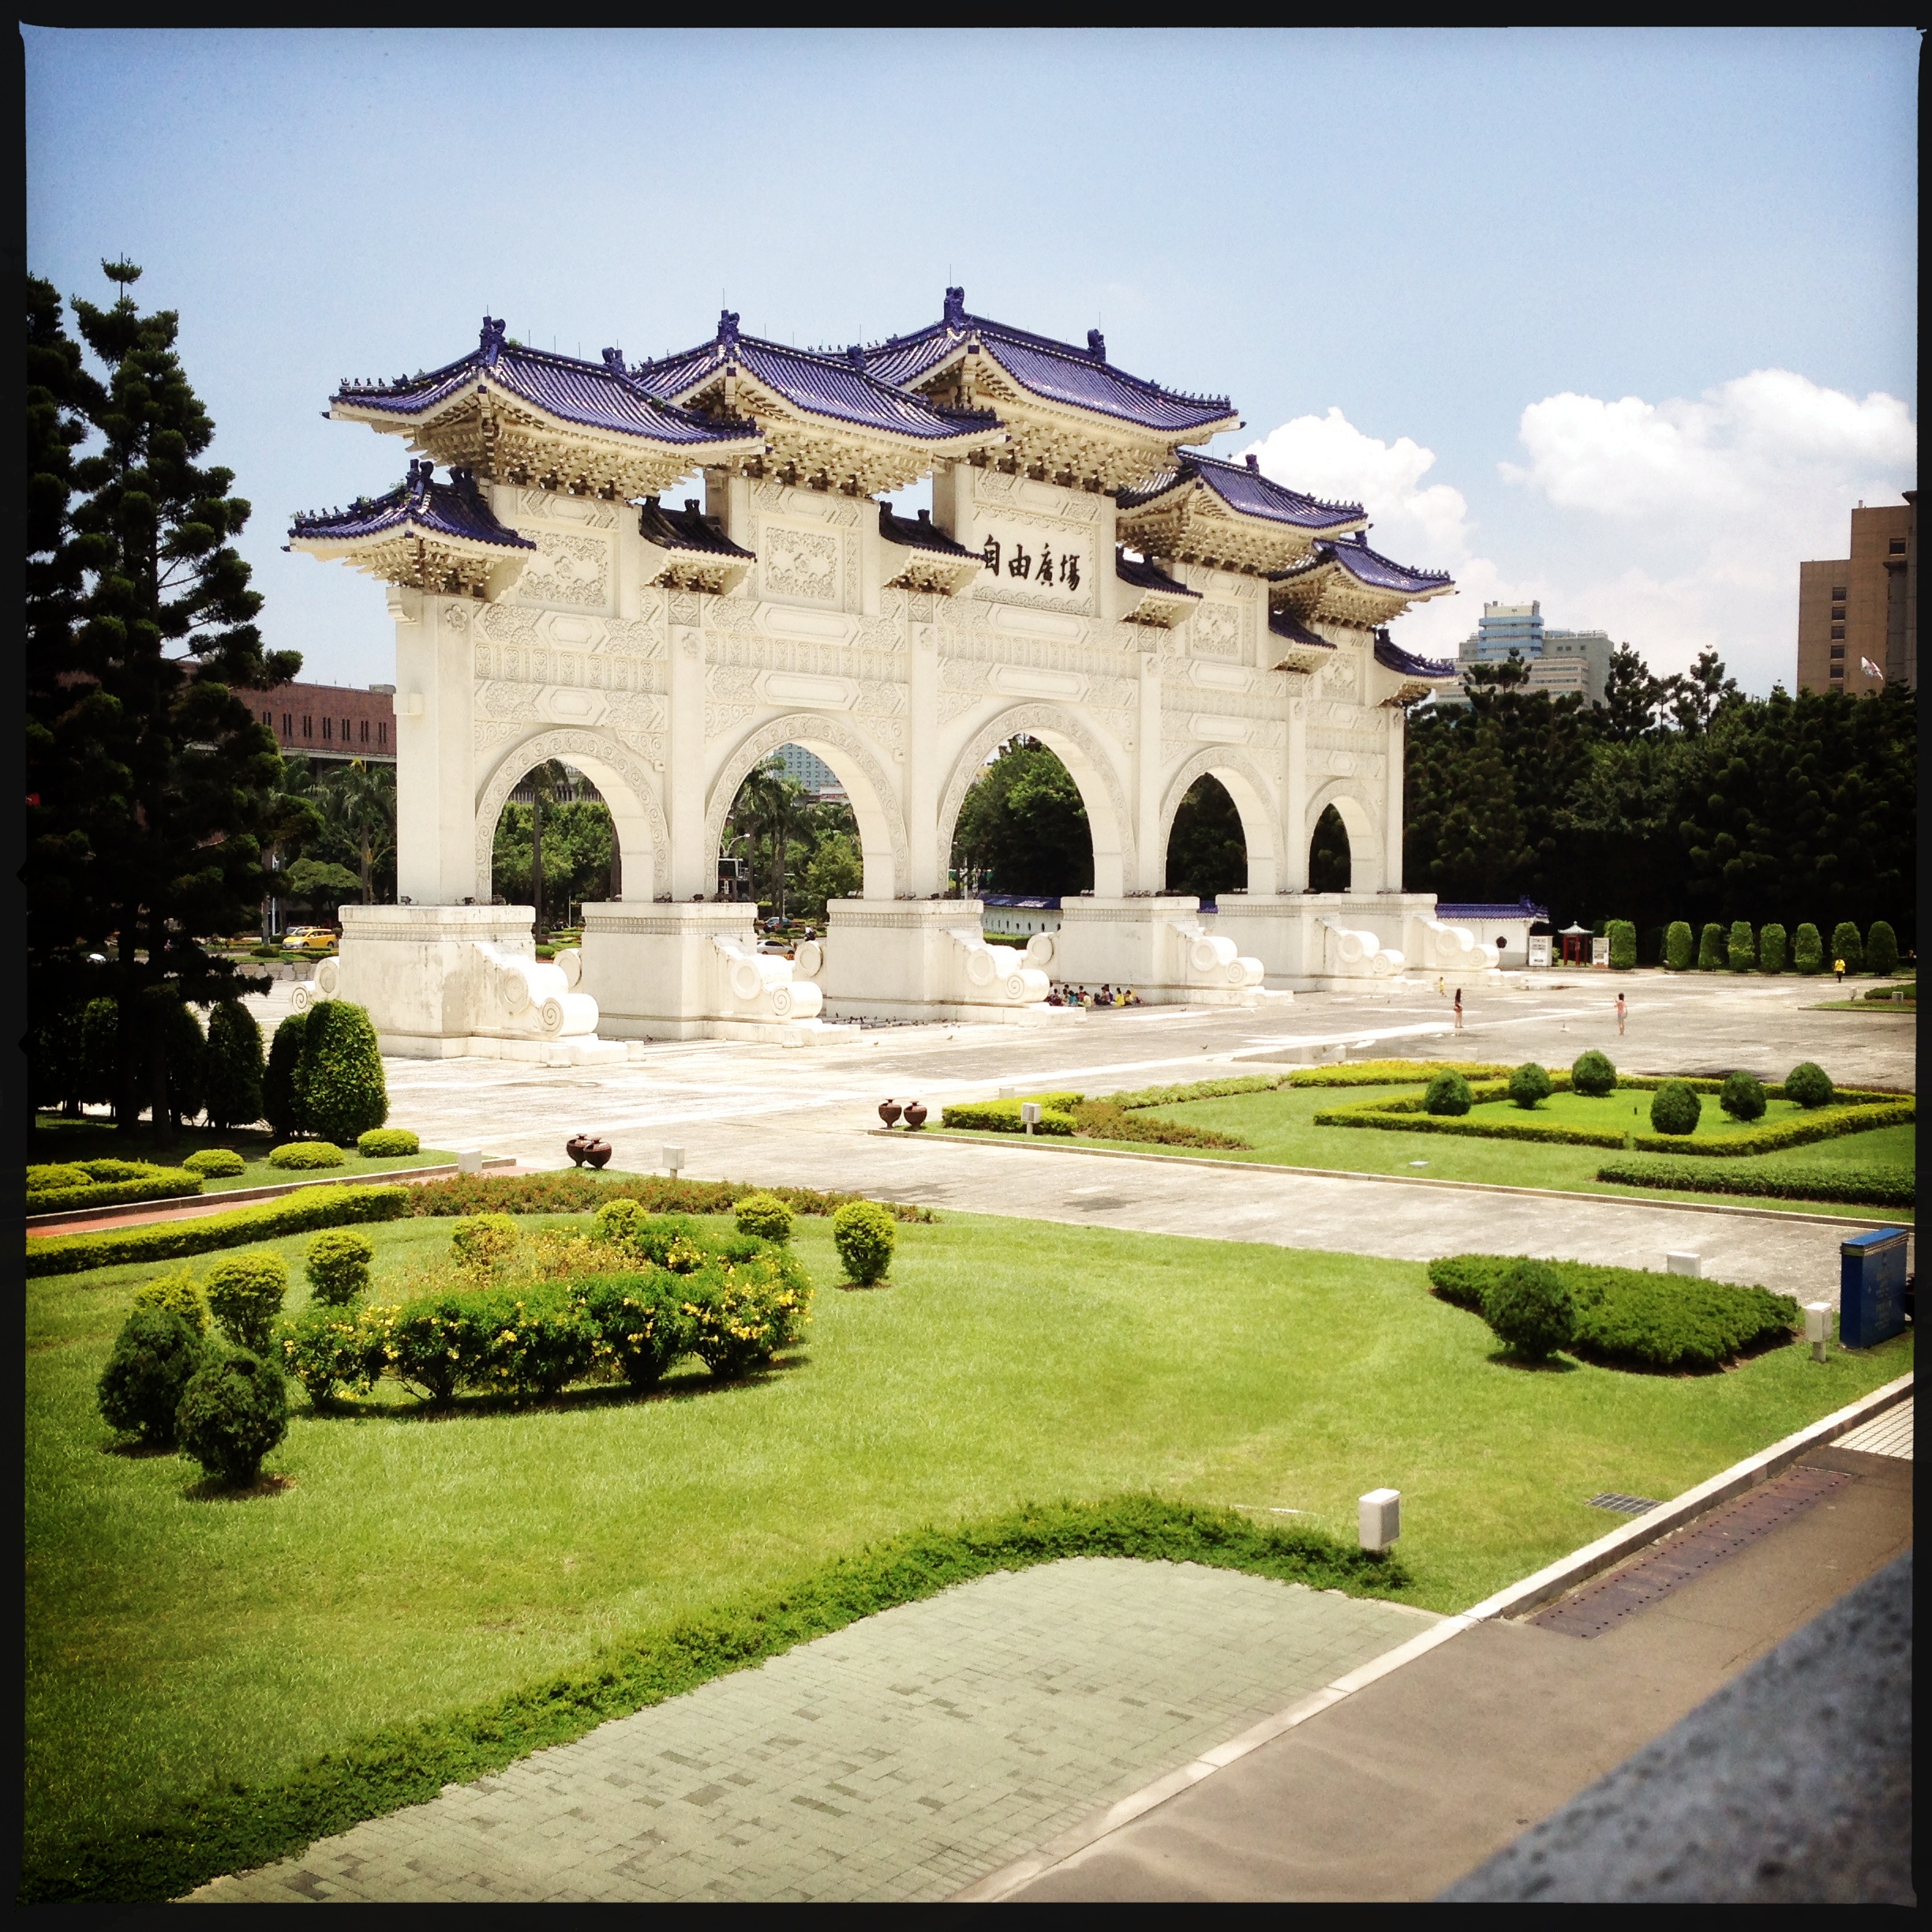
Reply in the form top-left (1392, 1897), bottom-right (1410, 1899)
top-left (188, 1559), bottom-right (1434, 1904)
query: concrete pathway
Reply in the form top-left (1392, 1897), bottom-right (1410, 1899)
top-left (187, 1560), bottom-right (1435, 1904)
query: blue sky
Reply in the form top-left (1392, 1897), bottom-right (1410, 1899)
top-left (26, 27), bottom-right (1919, 693)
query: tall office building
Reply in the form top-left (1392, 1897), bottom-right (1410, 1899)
top-left (1797, 492), bottom-right (1916, 695)
top-left (1443, 601), bottom-right (1615, 706)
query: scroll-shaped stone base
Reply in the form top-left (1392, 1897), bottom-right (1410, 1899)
top-left (816, 900), bottom-right (1051, 1024)
top-left (1203, 891), bottom-right (1495, 990)
top-left (1045, 895), bottom-right (1270, 1007)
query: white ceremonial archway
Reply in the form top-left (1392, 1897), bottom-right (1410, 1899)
top-left (702, 712), bottom-right (908, 902)
top-left (1303, 778), bottom-right (1383, 895)
top-left (474, 728), bottom-right (672, 904)
top-left (937, 705), bottom-right (1138, 899)
top-left (1158, 746), bottom-right (1282, 897)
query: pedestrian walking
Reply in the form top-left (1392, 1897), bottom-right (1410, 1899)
top-left (1834, 957), bottom-right (1847, 986)
top-left (1616, 991), bottom-right (1627, 1035)
top-left (1453, 987), bottom-right (1463, 1034)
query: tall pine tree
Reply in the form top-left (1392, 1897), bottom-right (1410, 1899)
top-left (25, 260), bottom-right (304, 1144)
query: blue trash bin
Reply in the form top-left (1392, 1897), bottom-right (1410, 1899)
top-left (1839, 1229), bottom-right (1909, 1349)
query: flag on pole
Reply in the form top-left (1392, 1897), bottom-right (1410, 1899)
top-left (1860, 657), bottom-right (1885, 680)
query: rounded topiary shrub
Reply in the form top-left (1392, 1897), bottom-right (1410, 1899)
top-left (1664, 920), bottom-right (1694, 971)
top-left (1829, 922), bottom-right (1863, 975)
top-left (263, 1009), bottom-right (309, 1141)
top-left (293, 999), bottom-right (389, 1146)
top-left (1697, 923), bottom-right (1725, 971)
top-left (357, 1128), bottom-right (419, 1158)
top-left (131, 1266), bottom-right (209, 1338)
top-left (735, 1193), bottom-right (795, 1242)
top-left (1784, 1061), bottom-right (1834, 1109)
top-left (201, 998), bottom-right (264, 1133)
top-left (1866, 921), bottom-right (1899, 977)
top-left (451, 1212), bottom-right (520, 1279)
top-left (832, 1200), bottom-right (896, 1286)
top-left (1649, 1080), bottom-right (1702, 1136)
top-left (1425, 1069), bottom-right (1473, 1116)
top-left (1606, 920), bottom-right (1636, 972)
top-left (1720, 1069), bottom-right (1767, 1121)
top-left (183, 1146), bottom-right (247, 1178)
top-left (204, 1250), bottom-right (289, 1353)
top-left (1507, 1061), bottom-right (1553, 1110)
top-left (269, 1141), bottom-right (345, 1170)
top-left (1758, 923), bottom-right (1788, 975)
top-left (593, 1197), bottom-right (646, 1246)
top-left (176, 1350), bottom-right (290, 1488)
top-left (1727, 921), bottom-right (1754, 973)
top-left (1571, 1049), bottom-right (1617, 1097)
top-left (1792, 923), bottom-right (1824, 975)
top-left (1481, 1260), bottom-right (1576, 1361)
top-left (305, 1228), bottom-right (374, 1307)
top-left (97, 1305), bottom-right (204, 1447)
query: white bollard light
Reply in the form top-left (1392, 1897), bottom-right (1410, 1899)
top-left (457, 1149), bottom-right (484, 1174)
top-left (1805, 1301), bottom-right (1833, 1363)
top-left (662, 1144), bottom-right (684, 1177)
top-left (1666, 1251), bottom-right (1702, 1278)
top-left (1359, 1488), bottom-right (1402, 1552)
top-left (1020, 1101), bottom-right (1042, 1136)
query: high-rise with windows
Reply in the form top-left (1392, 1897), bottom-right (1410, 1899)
top-left (1797, 492), bottom-right (1915, 695)
top-left (1443, 601), bottom-right (1615, 706)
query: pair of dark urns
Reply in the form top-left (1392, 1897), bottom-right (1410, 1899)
top-left (565, 1134), bottom-right (613, 1168)
top-left (878, 1099), bottom-right (927, 1130)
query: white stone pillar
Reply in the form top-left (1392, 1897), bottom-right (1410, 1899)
top-left (666, 600), bottom-right (708, 898)
top-left (1383, 703), bottom-right (1406, 893)
top-left (906, 601), bottom-right (942, 893)
top-left (1136, 645), bottom-right (1164, 892)
top-left (393, 589), bottom-right (478, 905)
top-left (1282, 688), bottom-right (1311, 892)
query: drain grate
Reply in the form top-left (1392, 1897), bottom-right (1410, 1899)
top-left (1586, 1492), bottom-right (1660, 1516)
top-left (1532, 1464), bottom-right (1852, 1639)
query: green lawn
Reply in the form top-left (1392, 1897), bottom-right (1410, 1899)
top-left (26, 1207), bottom-right (1911, 1875)
top-left (31, 1118), bottom-right (461, 1196)
top-left (948, 1083), bottom-right (1914, 1219)
top-left (1458, 1089), bottom-right (1812, 1140)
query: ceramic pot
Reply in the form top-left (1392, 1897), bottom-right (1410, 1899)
top-left (902, 1102), bottom-right (928, 1130)
top-left (878, 1100), bottom-right (903, 1127)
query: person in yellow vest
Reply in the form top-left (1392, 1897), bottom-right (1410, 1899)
top-left (1834, 957), bottom-right (1847, 986)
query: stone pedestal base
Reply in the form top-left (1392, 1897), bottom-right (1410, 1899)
top-left (579, 902), bottom-right (826, 1043)
top-left (1042, 896), bottom-right (1268, 1006)
top-left (1204, 892), bottom-right (1498, 989)
top-left (817, 900), bottom-right (1051, 1024)
top-left (325, 904), bottom-right (611, 1059)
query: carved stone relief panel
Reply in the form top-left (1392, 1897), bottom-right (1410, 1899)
top-left (514, 530), bottom-right (613, 612)
top-left (762, 526), bottom-right (841, 604)
top-left (1192, 601), bottom-right (1244, 660)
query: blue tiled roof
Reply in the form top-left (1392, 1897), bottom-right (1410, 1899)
top-left (637, 496), bottom-right (754, 558)
top-left (981, 893), bottom-right (1061, 908)
top-left (290, 462), bottom-right (535, 549)
top-left (640, 313), bottom-right (1002, 444)
top-left (1115, 552), bottom-right (1200, 598)
top-left (1373, 634), bottom-right (1457, 680)
top-left (1433, 898), bottom-right (1549, 922)
top-left (863, 288), bottom-right (1237, 436)
top-left (1268, 608), bottom-right (1333, 651)
top-left (334, 316), bottom-right (754, 448)
top-left (1119, 452), bottom-right (1363, 530)
top-left (879, 506), bottom-right (976, 556)
top-left (1274, 534), bottom-right (1455, 596)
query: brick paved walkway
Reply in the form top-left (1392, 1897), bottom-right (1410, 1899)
top-left (188, 1559), bottom-right (1434, 1904)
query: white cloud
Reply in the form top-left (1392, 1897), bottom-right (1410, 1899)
top-left (1502, 369), bottom-right (1915, 687)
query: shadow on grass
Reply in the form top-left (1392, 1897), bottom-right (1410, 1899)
top-left (304, 1350), bottom-right (812, 1425)
top-left (99, 1437), bottom-right (180, 1459)
top-left (1485, 1350), bottom-right (1582, 1372)
top-left (181, 1472), bottom-right (298, 1503)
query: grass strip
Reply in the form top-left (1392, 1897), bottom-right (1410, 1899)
top-left (22, 1494), bottom-right (1402, 1904)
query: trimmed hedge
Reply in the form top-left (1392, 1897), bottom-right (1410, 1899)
top-left (1793, 923), bottom-right (1824, 974)
top-left (1784, 1061), bottom-right (1834, 1109)
top-left (1507, 1062), bottom-right (1554, 1110)
top-left (263, 1012), bottom-right (307, 1142)
top-left (27, 1163), bottom-right (204, 1216)
top-left (205, 1251), bottom-right (290, 1353)
top-left (1664, 921), bottom-right (1694, 971)
top-left (1727, 921), bottom-right (1755, 973)
top-left (1595, 1156), bottom-right (1915, 1208)
top-left (833, 1200), bottom-right (897, 1285)
top-left (1571, 1050), bottom-right (1616, 1098)
top-left (183, 1148), bottom-right (247, 1179)
top-left (1425, 1069), bottom-right (1473, 1116)
top-left (21, 1495), bottom-right (1402, 1904)
top-left (939, 1094), bottom-right (1080, 1135)
top-left (1830, 921), bottom-right (1863, 975)
top-left (357, 1129), bottom-right (420, 1158)
top-left (1759, 923), bottom-right (1788, 975)
top-left (1481, 1259), bottom-right (1575, 1361)
top-left (1428, 1253), bottom-right (1799, 1372)
top-left (97, 1307), bottom-right (204, 1447)
top-left (1697, 923), bottom-right (1725, 971)
top-left (399, 1172), bottom-right (937, 1224)
top-left (1649, 1080), bottom-right (1702, 1136)
top-left (269, 1142), bottom-right (345, 1171)
top-left (202, 999), bottom-right (265, 1134)
top-left (1720, 1070), bottom-right (1767, 1121)
top-left (25, 1185), bottom-right (411, 1278)
top-left (294, 1001), bottom-right (389, 1146)
top-left (1866, 921), bottom-right (1899, 977)
top-left (1069, 1100), bottom-right (1252, 1149)
top-left (1606, 920), bottom-right (1636, 971)
top-left (176, 1349), bottom-right (289, 1488)
top-left (1289, 1060), bottom-right (1511, 1088)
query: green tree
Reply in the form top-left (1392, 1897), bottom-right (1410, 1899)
top-left (1597, 644), bottom-right (1664, 743)
top-left (201, 998), bottom-right (264, 1131)
top-left (798, 830), bottom-right (863, 918)
top-left (729, 757), bottom-right (808, 916)
top-left (1830, 921), bottom-right (1863, 975)
top-left (316, 759), bottom-right (395, 904)
top-left (283, 858), bottom-right (362, 919)
top-left (951, 737), bottom-right (1092, 896)
top-left (25, 261), bottom-right (301, 1145)
top-left (1726, 920), bottom-right (1754, 972)
top-left (1166, 776), bottom-right (1248, 900)
top-left (1308, 803), bottom-right (1353, 893)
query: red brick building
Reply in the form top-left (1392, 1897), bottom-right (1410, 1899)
top-left (251, 680), bottom-right (397, 766)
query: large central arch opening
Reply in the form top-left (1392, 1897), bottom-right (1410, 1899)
top-left (1309, 803), bottom-right (1352, 893)
top-left (721, 743), bottom-right (862, 923)
top-left (949, 734), bottom-right (1094, 897)
top-left (490, 761), bottom-right (616, 939)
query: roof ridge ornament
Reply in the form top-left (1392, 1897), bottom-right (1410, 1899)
top-left (943, 285), bottom-right (966, 328)
top-left (717, 308), bottom-right (741, 350)
top-left (478, 315), bottom-right (506, 366)
top-left (406, 458), bottom-right (434, 492)
top-left (601, 346), bottom-right (627, 374)
top-left (1087, 328), bottom-right (1106, 360)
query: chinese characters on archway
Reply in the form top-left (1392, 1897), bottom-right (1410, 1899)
top-left (980, 534), bottom-right (1082, 593)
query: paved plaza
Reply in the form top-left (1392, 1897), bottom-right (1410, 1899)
top-left (246, 968), bottom-right (1914, 1305)
top-left (187, 1559), bottom-right (1436, 1904)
